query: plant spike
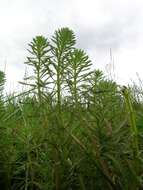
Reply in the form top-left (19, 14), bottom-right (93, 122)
top-left (66, 48), bottom-right (92, 108)
top-left (51, 27), bottom-right (76, 113)
top-left (24, 36), bottom-right (51, 104)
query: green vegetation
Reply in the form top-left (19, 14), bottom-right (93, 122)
top-left (0, 27), bottom-right (143, 190)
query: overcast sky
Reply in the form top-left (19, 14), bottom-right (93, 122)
top-left (0, 0), bottom-right (143, 91)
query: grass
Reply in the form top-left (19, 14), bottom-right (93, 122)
top-left (0, 27), bottom-right (143, 189)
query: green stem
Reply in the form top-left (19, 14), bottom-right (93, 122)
top-left (73, 68), bottom-right (78, 107)
top-left (37, 57), bottom-right (42, 104)
top-left (122, 87), bottom-right (139, 158)
top-left (54, 148), bottom-right (60, 190)
top-left (78, 174), bottom-right (86, 190)
top-left (57, 57), bottom-right (61, 115)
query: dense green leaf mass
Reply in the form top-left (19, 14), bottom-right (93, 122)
top-left (0, 28), bottom-right (143, 190)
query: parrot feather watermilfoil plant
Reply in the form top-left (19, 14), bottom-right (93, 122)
top-left (66, 48), bottom-right (92, 108)
top-left (21, 35), bottom-right (52, 104)
top-left (50, 27), bottom-right (76, 114)
top-left (1, 27), bottom-right (143, 190)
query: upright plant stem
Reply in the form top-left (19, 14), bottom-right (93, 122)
top-left (55, 56), bottom-right (62, 190)
top-left (57, 58), bottom-right (61, 115)
top-left (37, 63), bottom-right (42, 105)
top-left (122, 87), bottom-right (139, 158)
top-left (73, 67), bottom-right (78, 108)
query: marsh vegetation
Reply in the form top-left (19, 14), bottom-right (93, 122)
top-left (0, 28), bottom-right (143, 190)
